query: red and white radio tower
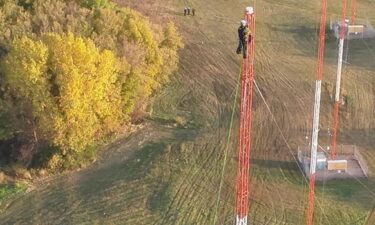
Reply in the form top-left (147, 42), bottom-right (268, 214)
top-left (306, 0), bottom-right (328, 224)
top-left (331, 0), bottom-right (348, 159)
top-left (235, 6), bottom-right (255, 225)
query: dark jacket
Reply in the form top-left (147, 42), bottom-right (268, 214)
top-left (238, 25), bottom-right (250, 42)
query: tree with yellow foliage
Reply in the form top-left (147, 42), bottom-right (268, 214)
top-left (0, 0), bottom-right (183, 168)
top-left (2, 33), bottom-right (124, 154)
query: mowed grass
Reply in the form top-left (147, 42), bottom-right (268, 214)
top-left (0, 0), bottom-right (375, 224)
top-left (0, 183), bottom-right (26, 202)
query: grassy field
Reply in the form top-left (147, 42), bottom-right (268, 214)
top-left (0, 0), bottom-right (374, 224)
top-left (0, 183), bottom-right (26, 202)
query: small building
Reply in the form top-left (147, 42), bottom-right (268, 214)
top-left (327, 160), bottom-right (348, 172)
top-left (330, 18), bottom-right (375, 39)
top-left (297, 145), bottom-right (368, 181)
top-left (347, 25), bottom-right (365, 34)
top-left (316, 152), bottom-right (327, 170)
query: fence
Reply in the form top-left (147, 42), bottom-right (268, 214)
top-left (330, 18), bottom-right (375, 40)
top-left (297, 145), bottom-right (370, 177)
top-left (335, 144), bottom-right (355, 155)
top-left (354, 146), bottom-right (370, 177)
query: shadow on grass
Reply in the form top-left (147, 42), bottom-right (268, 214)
top-left (252, 158), bottom-right (375, 211)
top-left (251, 158), bottom-right (304, 186)
top-left (341, 128), bottom-right (375, 148)
top-left (318, 178), bottom-right (375, 211)
top-left (0, 126), bottom-right (199, 224)
top-left (252, 159), bottom-right (300, 170)
top-left (15, 142), bottom-right (169, 224)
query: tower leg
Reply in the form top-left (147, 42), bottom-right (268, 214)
top-left (236, 216), bottom-right (248, 225)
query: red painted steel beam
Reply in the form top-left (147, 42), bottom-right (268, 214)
top-left (307, 174), bottom-right (317, 225)
top-left (235, 7), bottom-right (255, 225)
top-left (350, 0), bottom-right (357, 24)
top-left (316, 0), bottom-right (328, 81)
top-left (306, 0), bottom-right (328, 225)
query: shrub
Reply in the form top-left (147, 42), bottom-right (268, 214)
top-left (81, 0), bottom-right (114, 9)
top-left (0, 171), bottom-right (5, 183)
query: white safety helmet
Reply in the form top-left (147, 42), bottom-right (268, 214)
top-left (240, 20), bottom-right (247, 26)
top-left (246, 7), bottom-right (254, 14)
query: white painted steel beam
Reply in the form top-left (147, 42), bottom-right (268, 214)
top-left (236, 215), bottom-right (248, 225)
top-left (335, 38), bottom-right (345, 102)
top-left (310, 80), bottom-right (322, 175)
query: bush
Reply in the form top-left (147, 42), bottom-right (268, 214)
top-left (81, 0), bottom-right (114, 9)
top-left (46, 154), bottom-right (64, 171)
top-left (0, 182), bottom-right (26, 201)
top-left (62, 145), bottom-right (97, 169)
top-left (0, 171), bottom-right (5, 183)
top-left (11, 163), bottom-right (31, 179)
top-left (0, 109), bottom-right (14, 141)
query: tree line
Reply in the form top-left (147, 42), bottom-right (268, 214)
top-left (0, 0), bottom-right (183, 170)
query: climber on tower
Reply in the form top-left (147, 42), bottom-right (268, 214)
top-left (236, 20), bottom-right (252, 59)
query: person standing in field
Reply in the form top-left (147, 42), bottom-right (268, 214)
top-left (184, 7), bottom-right (187, 16)
top-left (192, 8), bottom-right (195, 16)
